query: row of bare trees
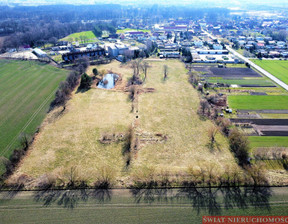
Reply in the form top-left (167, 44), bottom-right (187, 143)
top-left (129, 59), bottom-right (149, 85)
top-left (50, 58), bottom-right (90, 111)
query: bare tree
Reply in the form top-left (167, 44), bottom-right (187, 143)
top-left (163, 65), bottom-right (168, 81)
top-left (141, 61), bottom-right (149, 82)
top-left (198, 99), bottom-right (210, 117)
top-left (130, 59), bottom-right (143, 85)
top-left (208, 126), bottom-right (219, 146)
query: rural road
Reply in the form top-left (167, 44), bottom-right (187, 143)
top-left (203, 30), bottom-right (288, 91)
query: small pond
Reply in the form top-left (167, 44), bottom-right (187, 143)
top-left (98, 73), bottom-right (119, 89)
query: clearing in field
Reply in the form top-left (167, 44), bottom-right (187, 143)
top-left (251, 60), bottom-right (288, 85)
top-left (0, 60), bottom-right (68, 158)
top-left (10, 60), bottom-right (239, 187)
top-left (228, 95), bottom-right (288, 110)
top-left (60, 31), bottom-right (98, 43)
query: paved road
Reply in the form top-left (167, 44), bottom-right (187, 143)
top-left (203, 30), bottom-right (288, 91)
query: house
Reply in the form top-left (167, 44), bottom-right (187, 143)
top-left (107, 45), bottom-right (118, 57)
top-left (256, 43), bottom-right (265, 49)
top-left (213, 44), bottom-right (223, 50)
top-left (194, 41), bottom-right (203, 47)
top-left (197, 50), bottom-right (229, 55)
top-left (256, 37), bottom-right (264, 41)
top-left (277, 41), bottom-right (286, 47)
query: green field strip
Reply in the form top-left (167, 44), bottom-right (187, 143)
top-left (228, 95), bottom-right (288, 110)
top-left (249, 136), bottom-right (288, 148)
top-left (251, 60), bottom-right (288, 85)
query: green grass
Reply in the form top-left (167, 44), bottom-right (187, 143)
top-left (249, 136), bottom-right (288, 148)
top-left (228, 95), bottom-right (288, 110)
top-left (236, 48), bottom-right (244, 56)
top-left (0, 188), bottom-right (287, 224)
top-left (60, 31), bottom-right (98, 43)
top-left (0, 60), bottom-right (68, 158)
top-left (116, 28), bottom-right (150, 34)
top-left (208, 79), bottom-right (274, 86)
top-left (251, 60), bottom-right (288, 85)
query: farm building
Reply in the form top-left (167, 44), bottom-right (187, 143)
top-left (197, 50), bottom-right (229, 55)
top-left (62, 47), bottom-right (105, 62)
top-left (32, 48), bottom-right (47, 58)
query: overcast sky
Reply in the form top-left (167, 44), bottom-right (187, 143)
top-left (1, 0), bottom-right (287, 7)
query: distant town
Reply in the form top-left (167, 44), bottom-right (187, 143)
top-left (0, 3), bottom-right (288, 223)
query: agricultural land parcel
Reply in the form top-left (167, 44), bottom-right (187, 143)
top-left (194, 65), bottom-right (276, 87)
top-left (228, 95), bottom-right (288, 110)
top-left (0, 60), bottom-right (68, 158)
top-left (249, 136), bottom-right (288, 148)
top-left (11, 60), bottom-right (239, 186)
top-left (251, 60), bottom-right (288, 85)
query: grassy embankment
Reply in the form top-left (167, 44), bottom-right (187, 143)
top-left (10, 60), bottom-right (238, 187)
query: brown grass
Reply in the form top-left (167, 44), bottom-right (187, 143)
top-left (9, 60), bottom-right (240, 188)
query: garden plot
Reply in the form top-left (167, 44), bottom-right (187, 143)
top-left (193, 65), bottom-right (276, 87)
top-left (231, 119), bottom-right (288, 137)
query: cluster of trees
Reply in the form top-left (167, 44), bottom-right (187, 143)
top-left (93, 23), bottom-right (116, 37)
top-left (181, 48), bottom-right (192, 63)
top-left (79, 73), bottom-right (92, 90)
top-left (2, 21), bottom-right (94, 50)
top-left (268, 30), bottom-right (288, 42)
top-left (129, 59), bottom-right (149, 86)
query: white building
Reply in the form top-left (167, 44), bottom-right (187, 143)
top-left (213, 44), bottom-right (223, 50)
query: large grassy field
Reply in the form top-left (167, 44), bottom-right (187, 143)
top-left (251, 60), bottom-right (288, 85)
top-left (228, 95), bottom-right (288, 110)
top-left (10, 60), bottom-right (239, 187)
top-left (116, 28), bottom-right (150, 34)
top-left (0, 187), bottom-right (287, 224)
top-left (60, 31), bottom-right (98, 43)
top-left (135, 60), bottom-right (236, 174)
top-left (0, 60), bottom-right (68, 158)
top-left (249, 136), bottom-right (288, 148)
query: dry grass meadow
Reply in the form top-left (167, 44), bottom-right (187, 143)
top-left (9, 60), bottom-right (240, 188)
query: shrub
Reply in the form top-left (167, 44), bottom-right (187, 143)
top-left (197, 99), bottom-right (211, 118)
top-left (244, 163), bottom-right (268, 186)
top-left (79, 73), bottom-right (92, 89)
top-left (228, 128), bottom-right (250, 166)
top-left (92, 68), bottom-right (98, 76)
top-left (216, 117), bottom-right (231, 136)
